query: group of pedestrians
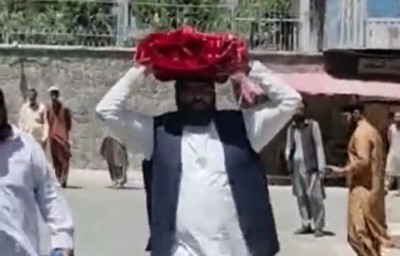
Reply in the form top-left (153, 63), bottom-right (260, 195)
top-left (285, 102), bottom-right (400, 255)
top-left (18, 87), bottom-right (129, 189)
top-left (0, 42), bottom-right (400, 256)
top-left (18, 87), bottom-right (72, 188)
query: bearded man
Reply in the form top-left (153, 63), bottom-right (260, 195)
top-left (0, 88), bottom-right (74, 256)
top-left (331, 103), bottom-right (398, 256)
top-left (46, 86), bottom-right (72, 188)
top-left (96, 61), bottom-right (301, 256)
top-left (285, 101), bottom-right (327, 237)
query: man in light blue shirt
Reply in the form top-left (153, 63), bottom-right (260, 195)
top-left (0, 88), bottom-right (74, 256)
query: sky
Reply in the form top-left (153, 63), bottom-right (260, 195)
top-left (367, 0), bottom-right (400, 17)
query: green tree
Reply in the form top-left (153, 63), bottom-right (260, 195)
top-left (0, 0), bottom-right (115, 45)
top-left (0, 0), bottom-right (292, 46)
top-left (131, 0), bottom-right (232, 32)
top-left (131, 0), bottom-right (292, 33)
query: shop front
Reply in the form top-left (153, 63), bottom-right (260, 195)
top-left (262, 49), bottom-right (400, 186)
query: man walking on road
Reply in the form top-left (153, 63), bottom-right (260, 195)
top-left (333, 103), bottom-right (396, 256)
top-left (0, 88), bottom-right (74, 256)
top-left (96, 60), bottom-right (301, 256)
top-left (285, 101), bottom-right (327, 237)
top-left (46, 86), bottom-right (72, 188)
top-left (100, 136), bottom-right (129, 188)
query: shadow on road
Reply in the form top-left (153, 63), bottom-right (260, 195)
top-left (322, 230), bottom-right (336, 237)
top-left (105, 185), bottom-right (142, 190)
top-left (65, 185), bottom-right (83, 190)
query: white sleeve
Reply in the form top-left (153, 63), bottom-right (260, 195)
top-left (95, 66), bottom-right (154, 159)
top-left (243, 61), bottom-right (302, 153)
top-left (284, 127), bottom-right (292, 161)
top-left (31, 139), bottom-right (74, 249)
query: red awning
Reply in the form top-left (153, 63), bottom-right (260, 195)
top-left (278, 73), bottom-right (400, 99)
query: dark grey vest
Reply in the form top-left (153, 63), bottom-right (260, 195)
top-left (289, 120), bottom-right (319, 172)
top-left (150, 110), bottom-right (279, 256)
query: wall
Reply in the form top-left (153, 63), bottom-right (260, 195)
top-left (0, 45), bottom-right (322, 171)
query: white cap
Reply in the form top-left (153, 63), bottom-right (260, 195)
top-left (48, 86), bottom-right (60, 92)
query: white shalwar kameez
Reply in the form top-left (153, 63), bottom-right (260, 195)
top-left (95, 61), bottom-right (302, 255)
top-left (0, 127), bottom-right (74, 256)
top-left (386, 123), bottom-right (400, 176)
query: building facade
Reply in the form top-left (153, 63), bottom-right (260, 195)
top-left (325, 0), bottom-right (400, 49)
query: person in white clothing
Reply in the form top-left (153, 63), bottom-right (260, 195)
top-left (0, 88), bottom-right (74, 256)
top-left (18, 88), bottom-right (48, 149)
top-left (95, 62), bottom-right (301, 256)
top-left (386, 112), bottom-right (400, 195)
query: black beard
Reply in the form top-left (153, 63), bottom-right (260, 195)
top-left (178, 108), bottom-right (215, 126)
top-left (294, 115), bottom-right (305, 123)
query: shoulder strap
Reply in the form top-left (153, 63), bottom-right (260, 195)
top-left (215, 110), bottom-right (246, 139)
top-left (216, 110), bottom-right (246, 130)
top-left (215, 110), bottom-right (259, 159)
top-left (151, 112), bottom-right (181, 161)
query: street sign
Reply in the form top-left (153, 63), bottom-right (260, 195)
top-left (358, 58), bottom-right (400, 75)
top-left (324, 49), bottom-right (400, 80)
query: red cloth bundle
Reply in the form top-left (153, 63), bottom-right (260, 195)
top-left (135, 26), bottom-right (249, 83)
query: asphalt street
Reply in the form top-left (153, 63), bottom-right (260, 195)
top-left (38, 170), bottom-right (400, 256)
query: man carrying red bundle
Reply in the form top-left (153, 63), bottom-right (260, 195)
top-left (96, 26), bottom-right (301, 256)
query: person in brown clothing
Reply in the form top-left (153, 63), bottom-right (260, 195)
top-left (100, 136), bottom-right (129, 188)
top-left (46, 86), bottom-right (72, 188)
top-left (331, 103), bottom-right (397, 256)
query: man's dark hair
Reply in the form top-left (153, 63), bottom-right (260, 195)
top-left (341, 103), bottom-right (365, 114)
top-left (28, 88), bottom-right (37, 93)
top-left (174, 77), bottom-right (214, 91)
top-left (388, 111), bottom-right (395, 119)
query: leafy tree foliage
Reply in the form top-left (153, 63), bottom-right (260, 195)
top-left (0, 0), bottom-right (292, 46)
top-left (1, 0), bottom-right (116, 45)
top-left (131, 0), bottom-right (231, 32)
top-left (132, 0), bottom-right (292, 32)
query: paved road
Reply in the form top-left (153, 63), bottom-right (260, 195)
top-left (39, 170), bottom-right (400, 256)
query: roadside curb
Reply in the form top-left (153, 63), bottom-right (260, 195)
top-left (69, 170), bottom-right (348, 187)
